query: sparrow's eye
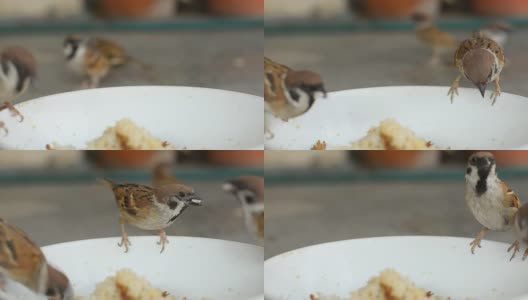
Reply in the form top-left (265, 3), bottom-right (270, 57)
top-left (179, 192), bottom-right (185, 197)
top-left (471, 157), bottom-right (477, 164)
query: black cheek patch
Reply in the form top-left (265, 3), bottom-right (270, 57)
top-left (466, 167), bottom-right (472, 175)
top-left (168, 201), bottom-right (178, 210)
top-left (245, 195), bottom-right (256, 204)
top-left (289, 89), bottom-right (300, 102)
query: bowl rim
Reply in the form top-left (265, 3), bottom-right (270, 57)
top-left (324, 85), bottom-right (527, 98)
top-left (42, 235), bottom-right (263, 251)
top-left (42, 236), bottom-right (264, 300)
top-left (16, 85), bottom-right (263, 109)
top-left (266, 86), bottom-right (528, 150)
top-left (264, 235), bottom-right (510, 264)
top-left (5, 86), bottom-right (265, 150)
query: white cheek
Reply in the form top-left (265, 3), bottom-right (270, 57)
top-left (64, 45), bottom-right (72, 57)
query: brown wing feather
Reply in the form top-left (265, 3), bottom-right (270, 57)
top-left (112, 184), bottom-right (155, 217)
top-left (500, 181), bottom-right (521, 208)
top-left (264, 57), bottom-right (290, 109)
top-left (93, 38), bottom-right (127, 66)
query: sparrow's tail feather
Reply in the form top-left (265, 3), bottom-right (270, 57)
top-left (98, 178), bottom-right (116, 189)
top-left (125, 56), bottom-right (152, 71)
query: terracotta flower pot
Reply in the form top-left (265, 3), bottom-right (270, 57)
top-left (358, 151), bottom-right (440, 169)
top-left (207, 0), bottom-right (263, 16)
top-left (363, 0), bottom-right (420, 18)
top-left (485, 151), bottom-right (528, 166)
top-left (207, 150), bottom-right (264, 166)
top-left (471, 0), bottom-right (528, 16)
top-left (89, 150), bottom-right (159, 169)
top-left (98, 0), bottom-right (157, 18)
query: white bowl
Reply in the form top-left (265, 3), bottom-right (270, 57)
top-left (0, 86), bottom-right (264, 150)
top-left (42, 236), bottom-right (263, 300)
top-left (264, 236), bottom-right (528, 300)
top-left (265, 86), bottom-right (528, 150)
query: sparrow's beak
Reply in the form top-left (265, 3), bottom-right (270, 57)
top-left (222, 182), bottom-right (235, 192)
top-left (478, 83), bottom-right (487, 98)
top-left (321, 87), bottom-right (328, 98)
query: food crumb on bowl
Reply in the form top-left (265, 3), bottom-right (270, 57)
top-left (334, 119), bottom-right (437, 150)
top-left (75, 269), bottom-right (183, 300)
top-left (311, 140), bottom-right (327, 150)
top-left (48, 119), bottom-right (175, 150)
top-left (309, 269), bottom-right (446, 300)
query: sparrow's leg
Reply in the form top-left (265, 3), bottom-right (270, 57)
top-left (490, 76), bottom-right (501, 105)
top-left (429, 47), bottom-right (441, 66)
top-left (157, 229), bottom-right (169, 253)
top-left (508, 240), bottom-right (520, 261)
top-left (447, 75), bottom-right (461, 103)
top-left (265, 126), bottom-right (274, 140)
top-left (88, 75), bottom-right (101, 89)
top-left (118, 220), bottom-right (131, 253)
top-left (469, 227), bottom-right (488, 254)
top-left (0, 122), bottom-right (7, 137)
top-left (523, 248), bottom-right (528, 261)
top-left (0, 101), bottom-right (23, 122)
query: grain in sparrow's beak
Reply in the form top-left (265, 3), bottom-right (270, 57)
top-left (222, 183), bottom-right (234, 192)
top-left (188, 198), bottom-right (202, 206)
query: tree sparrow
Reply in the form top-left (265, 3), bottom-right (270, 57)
top-left (64, 35), bottom-right (149, 88)
top-left (0, 47), bottom-right (35, 134)
top-left (448, 32), bottom-right (505, 105)
top-left (0, 218), bottom-right (73, 299)
top-left (412, 13), bottom-right (457, 65)
top-left (100, 178), bottom-right (202, 253)
top-left (264, 56), bottom-right (326, 138)
top-left (222, 176), bottom-right (264, 242)
top-left (465, 152), bottom-right (521, 254)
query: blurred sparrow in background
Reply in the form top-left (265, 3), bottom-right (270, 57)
top-left (64, 35), bottom-right (150, 88)
top-left (481, 21), bottom-right (513, 49)
top-left (412, 13), bottom-right (457, 65)
top-left (223, 176), bottom-right (264, 242)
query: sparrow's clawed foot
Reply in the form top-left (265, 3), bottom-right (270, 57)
top-left (508, 240), bottom-right (520, 261)
top-left (157, 229), bottom-right (169, 254)
top-left (491, 77), bottom-right (501, 105)
top-left (448, 75), bottom-right (461, 103)
top-left (470, 228), bottom-right (488, 254)
top-left (118, 223), bottom-right (132, 253)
